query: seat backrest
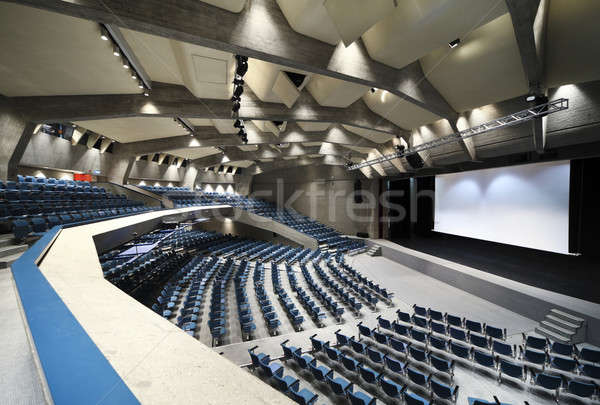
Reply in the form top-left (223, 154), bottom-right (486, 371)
top-left (579, 347), bottom-right (600, 363)
top-left (465, 319), bottom-right (482, 333)
top-left (404, 391), bottom-right (428, 405)
top-left (569, 380), bottom-right (596, 398)
top-left (492, 340), bottom-right (513, 357)
top-left (536, 373), bottom-right (561, 390)
top-left (526, 335), bottom-right (547, 350)
top-left (473, 350), bottom-right (494, 367)
top-left (499, 359), bottom-right (523, 379)
top-left (431, 379), bottom-right (452, 398)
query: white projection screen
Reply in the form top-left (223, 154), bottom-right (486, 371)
top-left (434, 161), bottom-right (570, 254)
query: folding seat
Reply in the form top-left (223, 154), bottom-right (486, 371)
top-left (578, 347), bottom-right (600, 363)
top-left (292, 350), bottom-right (314, 370)
top-left (498, 359), bottom-right (526, 383)
top-left (373, 330), bottom-right (388, 345)
top-left (280, 339), bottom-right (300, 361)
top-left (376, 315), bottom-right (392, 331)
top-left (273, 370), bottom-right (299, 393)
top-left (357, 322), bottom-right (375, 339)
top-left (325, 374), bottom-right (352, 397)
top-left (470, 333), bottom-right (490, 350)
top-left (347, 390), bottom-right (376, 405)
top-left (5, 189), bottom-right (20, 201)
top-left (357, 364), bottom-right (380, 385)
top-left (6, 181), bottom-right (17, 190)
top-left (350, 338), bottom-right (368, 356)
top-left (409, 345), bottom-right (427, 363)
top-left (413, 305), bottom-right (427, 317)
top-left (410, 328), bottom-right (428, 345)
top-left (465, 319), bottom-right (483, 334)
top-left (380, 376), bottom-right (405, 400)
top-left (393, 321), bottom-right (411, 338)
top-left (430, 320), bottom-right (447, 335)
top-left (247, 346), bottom-right (269, 370)
top-left (580, 363), bottom-right (600, 378)
top-left (473, 350), bottom-right (496, 372)
top-left (492, 340), bottom-right (516, 358)
top-left (446, 314), bottom-right (463, 328)
top-left (406, 367), bottom-right (430, 388)
top-left (366, 347), bottom-right (384, 365)
top-left (383, 354), bottom-right (405, 375)
top-left (431, 378), bottom-right (459, 403)
top-left (567, 380), bottom-right (597, 399)
top-left (71, 213), bottom-right (83, 222)
top-left (12, 219), bottom-right (32, 241)
top-left (429, 335), bottom-right (448, 351)
top-left (397, 310), bottom-right (411, 324)
top-left (449, 327), bottom-right (468, 343)
top-left (522, 348), bottom-right (547, 367)
top-left (324, 343), bottom-right (341, 362)
top-left (289, 385), bottom-right (318, 405)
top-left (550, 355), bottom-right (577, 373)
top-left (531, 372), bottom-right (562, 400)
top-left (389, 336), bottom-right (407, 355)
top-left (412, 315), bottom-right (428, 328)
top-left (46, 215), bottom-right (61, 228)
top-left (340, 353), bottom-right (361, 373)
top-left (308, 359), bottom-right (332, 381)
top-left (309, 334), bottom-right (327, 353)
top-left (429, 353), bottom-right (455, 378)
top-left (429, 309), bottom-right (444, 322)
top-left (18, 175), bottom-right (26, 183)
top-left (30, 217), bottom-right (47, 235)
top-left (467, 398), bottom-right (506, 405)
top-left (404, 391), bottom-right (431, 405)
top-left (449, 341), bottom-right (472, 360)
top-left (485, 325), bottom-right (506, 340)
top-left (522, 334), bottom-right (548, 350)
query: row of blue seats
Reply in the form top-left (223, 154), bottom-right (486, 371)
top-left (336, 255), bottom-right (394, 303)
top-left (285, 264), bottom-right (327, 327)
top-left (313, 260), bottom-right (363, 315)
top-left (236, 260), bottom-right (256, 340)
top-left (11, 206), bottom-right (156, 241)
top-left (1, 182), bottom-right (105, 193)
top-left (299, 264), bottom-right (345, 322)
top-left (271, 262), bottom-right (305, 331)
top-left (362, 318), bottom-right (599, 401)
top-left (254, 262), bottom-right (281, 334)
top-left (15, 175), bottom-right (89, 186)
top-left (326, 259), bottom-right (379, 309)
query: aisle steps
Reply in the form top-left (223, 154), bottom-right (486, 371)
top-left (366, 246), bottom-right (381, 257)
top-left (535, 308), bottom-right (587, 344)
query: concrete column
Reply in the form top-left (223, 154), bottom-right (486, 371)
top-left (104, 156), bottom-right (135, 185)
top-left (181, 164), bottom-right (198, 189)
top-left (0, 97), bottom-right (35, 181)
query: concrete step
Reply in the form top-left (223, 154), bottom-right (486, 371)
top-left (535, 326), bottom-right (571, 344)
top-left (540, 320), bottom-right (576, 339)
top-left (545, 314), bottom-right (580, 333)
top-left (0, 234), bottom-right (15, 248)
top-left (0, 244), bottom-right (27, 259)
top-left (550, 309), bottom-right (585, 326)
top-left (0, 252), bottom-right (25, 269)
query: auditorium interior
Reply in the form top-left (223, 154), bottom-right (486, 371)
top-left (2, 1), bottom-right (600, 405)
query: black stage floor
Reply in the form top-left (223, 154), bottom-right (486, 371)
top-left (392, 233), bottom-right (600, 304)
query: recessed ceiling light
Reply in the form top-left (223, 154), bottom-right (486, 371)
top-left (448, 38), bottom-right (460, 48)
top-left (143, 91), bottom-right (149, 97)
top-left (138, 81), bottom-right (144, 89)
top-left (113, 47), bottom-right (120, 57)
top-left (526, 95), bottom-right (536, 102)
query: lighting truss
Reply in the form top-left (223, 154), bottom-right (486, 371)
top-left (347, 98), bottom-right (569, 171)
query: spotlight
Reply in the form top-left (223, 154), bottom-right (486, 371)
top-left (235, 55), bottom-right (248, 63)
top-left (123, 61), bottom-right (129, 69)
top-left (448, 38), bottom-right (460, 48)
top-left (237, 128), bottom-right (246, 137)
top-left (131, 73), bottom-right (137, 80)
top-left (526, 95), bottom-right (536, 102)
top-left (346, 161), bottom-right (353, 168)
top-left (233, 85), bottom-right (244, 97)
top-left (233, 78), bottom-right (245, 86)
top-left (143, 91), bottom-right (149, 97)
top-left (236, 62), bottom-right (248, 77)
top-left (233, 119), bottom-right (244, 128)
top-left (370, 88), bottom-right (376, 93)
top-left (138, 81), bottom-right (144, 89)
top-left (232, 101), bottom-right (241, 113)
top-left (100, 27), bottom-right (109, 41)
top-left (394, 144), bottom-right (406, 153)
top-left (113, 46), bottom-right (120, 57)
top-left (231, 95), bottom-right (241, 103)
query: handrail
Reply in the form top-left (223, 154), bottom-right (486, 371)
top-left (11, 220), bottom-right (140, 405)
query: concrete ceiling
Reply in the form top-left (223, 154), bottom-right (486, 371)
top-left (244, 59), bottom-right (310, 106)
top-left (545, 0), bottom-right (600, 88)
top-left (201, 0), bottom-right (247, 13)
top-left (342, 124), bottom-right (395, 144)
top-left (276, 0), bottom-right (341, 45)
top-left (169, 147), bottom-right (221, 160)
top-left (362, 0), bottom-right (507, 69)
top-left (363, 89), bottom-right (442, 129)
top-left (0, 3), bottom-right (141, 97)
top-left (73, 117), bottom-right (188, 143)
top-left (421, 13), bottom-right (528, 113)
top-left (296, 122), bottom-right (332, 132)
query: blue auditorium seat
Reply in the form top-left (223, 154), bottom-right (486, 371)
top-left (341, 353), bottom-right (361, 373)
top-left (446, 314), bottom-right (463, 328)
top-left (430, 320), bottom-right (447, 335)
top-left (531, 372), bottom-right (562, 398)
top-left (280, 339), bottom-right (300, 361)
top-left (404, 391), bottom-right (431, 405)
top-left (522, 348), bottom-right (547, 366)
top-left (450, 340), bottom-right (471, 359)
top-left (377, 315), bottom-right (392, 331)
top-left (348, 389), bottom-right (376, 405)
top-left (580, 363), bottom-right (600, 378)
top-left (493, 340), bottom-right (516, 358)
top-left (567, 380), bottom-right (597, 399)
top-left (389, 336), bottom-right (407, 355)
top-left (579, 347), bottom-right (600, 363)
top-left (465, 319), bottom-right (483, 334)
top-left (273, 370), bottom-right (299, 393)
top-left (380, 376), bottom-right (404, 400)
top-left (429, 335), bottom-right (448, 351)
top-left (429, 353), bottom-right (455, 378)
top-left (523, 334), bottom-right (548, 350)
top-left (325, 374), bottom-right (352, 396)
top-left (12, 219), bottom-right (31, 241)
top-left (383, 354), bottom-right (405, 375)
top-left (550, 355), bottom-right (577, 373)
top-left (396, 310), bottom-right (411, 323)
top-left (485, 325), bottom-right (506, 340)
top-left (308, 359), bottom-right (332, 381)
top-left (470, 333), bottom-right (490, 349)
top-left (406, 367), bottom-right (430, 388)
top-left (431, 378), bottom-right (459, 403)
top-left (409, 346), bottom-right (427, 363)
top-left (498, 359), bottom-right (526, 383)
top-left (289, 385), bottom-right (318, 405)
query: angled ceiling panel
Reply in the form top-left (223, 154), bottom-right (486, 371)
top-left (74, 117), bottom-right (188, 143)
top-left (342, 124), bottom-right (395, 144)
top-left (362, 90), bottom-right (441, 130)
top-left (306, 74), bottom-right (369, 107)
top-left (276, 0), bottom-right (341, 45)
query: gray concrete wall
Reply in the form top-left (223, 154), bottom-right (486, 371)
top-left (0, 97), bottom-right (34, 181)
top-left (95, 182), bottom-right (164, 208)
top-left (252, 165), bottom-right (379, 238)
top-left (19, 131), bottom-right (131, 184)
top-left (128, 160), bottom-right (184, 183)
top-left (197, 218), bottom-right (303, 248)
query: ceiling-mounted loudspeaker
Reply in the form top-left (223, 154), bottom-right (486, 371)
top-left (405, 153), bottom-right (425, 169)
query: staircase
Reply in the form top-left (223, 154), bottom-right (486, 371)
top-left (0, 234), bottom-right (28, 269)
top-left (366, 246), bottom-right (382, 257)
top-left (535, 308), bottom-right (587, 344)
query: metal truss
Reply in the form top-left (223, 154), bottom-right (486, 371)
top-left (347, 98), bottom-right (569, 170)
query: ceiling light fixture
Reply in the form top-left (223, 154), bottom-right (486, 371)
top-left (526, 95), bottom-right (536, 102)
top-left (100, 27), bottom-right (109, 41)
top-left (138, 81), bottom-right (144, 89)
top-left (143, 91), bottom-right (149, 97)
top-left (370, 88), bottom-right (376, 93)
top-left (448, 38), bottom-right (460, 48)
top-left (113, 46), bottom-right (120, 57)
